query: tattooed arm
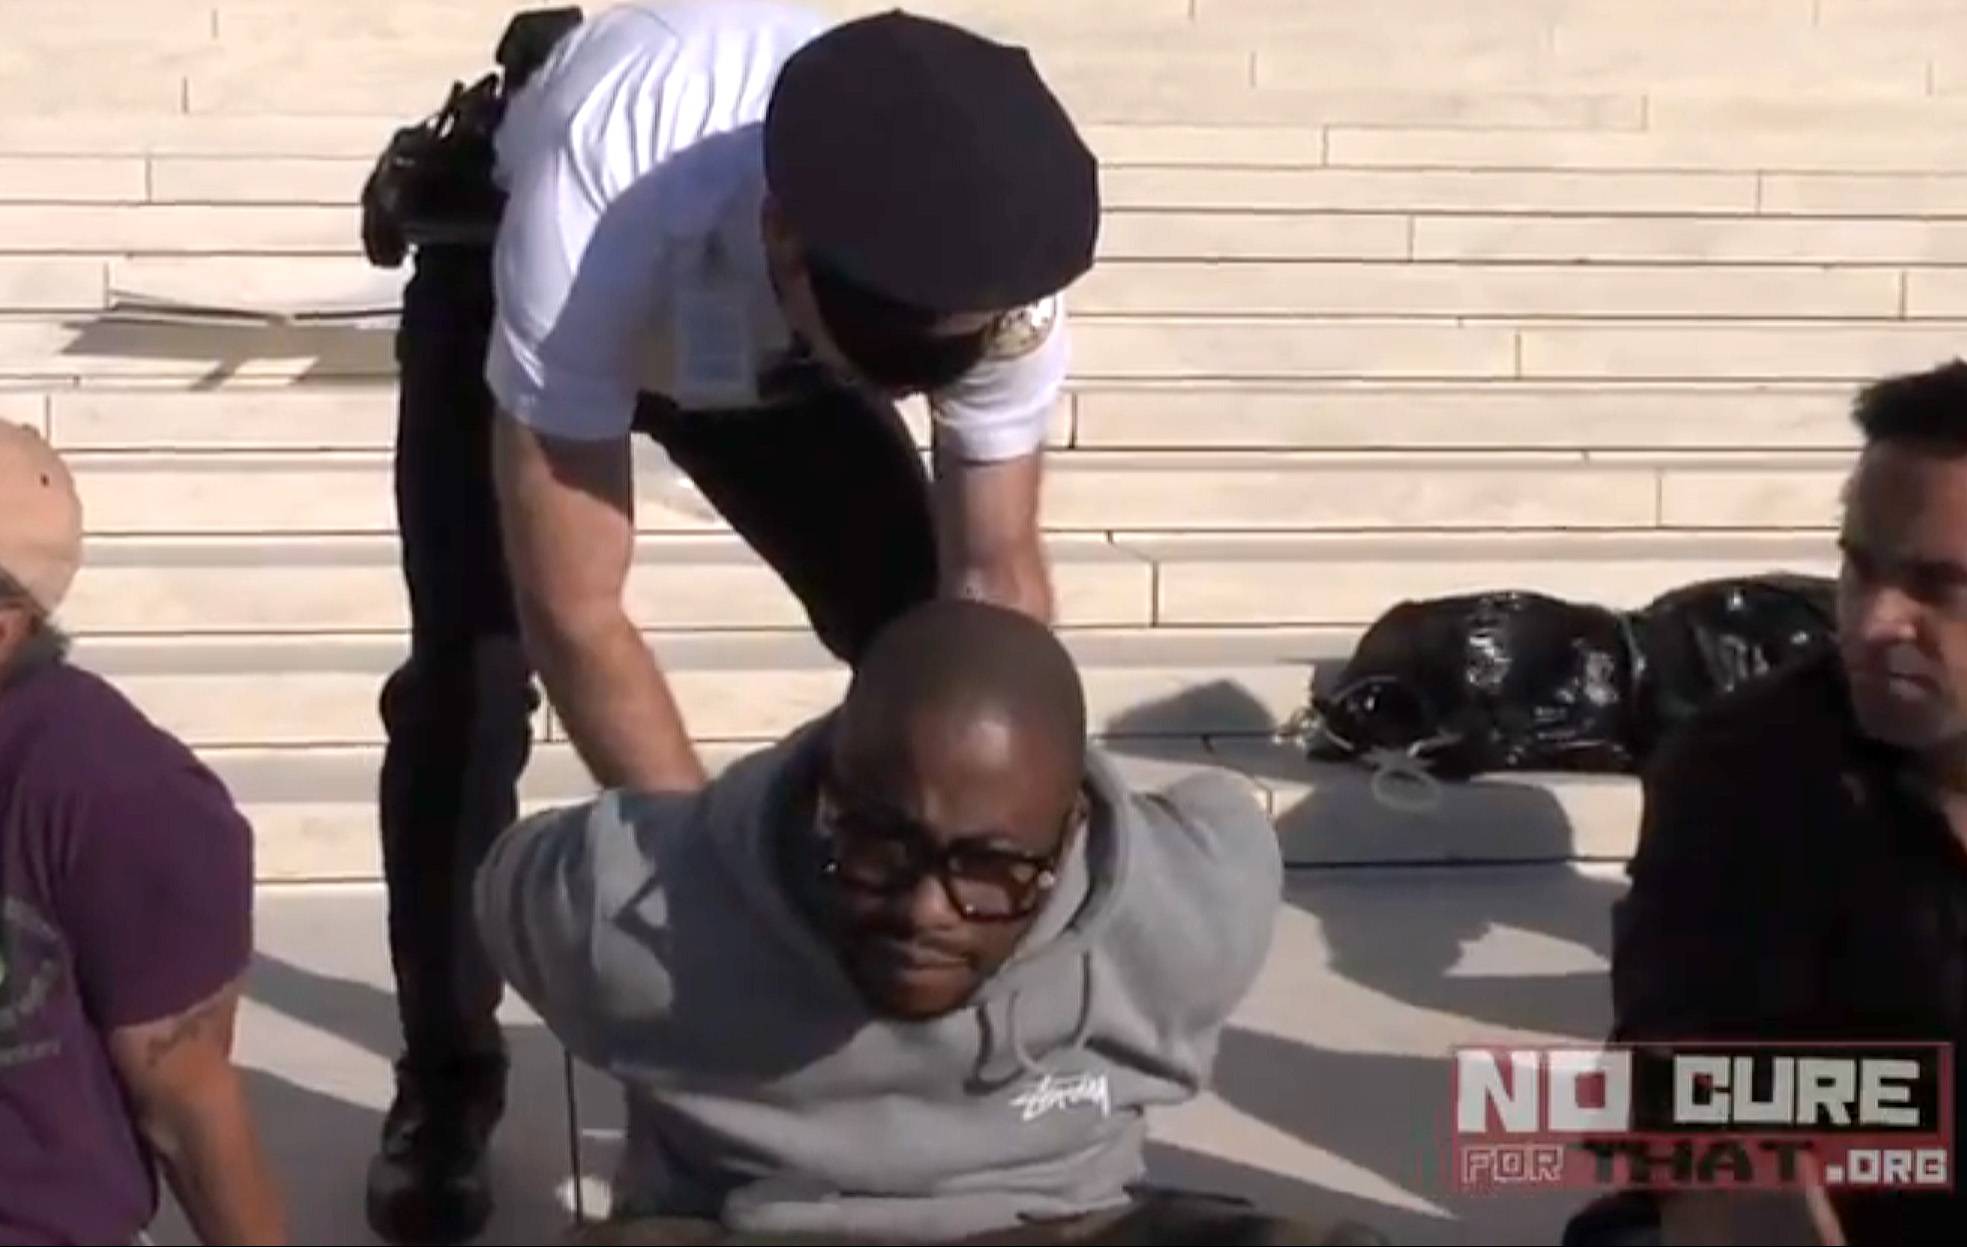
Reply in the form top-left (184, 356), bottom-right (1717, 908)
top-left (53, 753), bottom-right (282, 1244)
top-left (106, 975), bottom-right (286, 1245)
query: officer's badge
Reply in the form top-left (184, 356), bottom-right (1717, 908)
top-left (985, 296), bottom-right (1058, 361)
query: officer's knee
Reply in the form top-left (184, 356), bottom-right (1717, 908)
top-left (812, 613), bottom-right (866, 667)
top-left (381, 637), bottom-right (538, 744)
top-left (814, 572), bottom-right (937, 668)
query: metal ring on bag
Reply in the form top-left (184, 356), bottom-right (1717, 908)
top-left (1292, 677), bottom-right (1458, 815)
top-left (1366, 749), bottom-right (1445, 814)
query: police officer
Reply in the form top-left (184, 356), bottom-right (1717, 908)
top-left (360, 2), bottom-right (1100, 1240)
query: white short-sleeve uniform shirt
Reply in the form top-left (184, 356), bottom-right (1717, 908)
top-left (485, 0), bottom-right (1069, 463)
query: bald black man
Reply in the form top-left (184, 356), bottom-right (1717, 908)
top-left (474, 601), bottom-right (1379, 1244)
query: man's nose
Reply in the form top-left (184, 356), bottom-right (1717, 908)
top-left (1852, 583), bottom-right (1922, 645)
top-left (900, 869), bottom-right (962, 930)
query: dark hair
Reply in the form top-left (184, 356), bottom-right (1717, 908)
top-left (0, 567), bottom-right (69, 687)
top-left (806, 256), bottom-right (991, 395)
top-left (0, 566), bottom-right (33, 614)
top-left (1854, 358), bottom-right (1967, 453)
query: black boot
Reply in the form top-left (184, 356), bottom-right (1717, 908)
top-left (365, 1055), bottom-right (508, 1245)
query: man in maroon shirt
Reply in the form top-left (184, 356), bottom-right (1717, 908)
top-left (0, 421), bottom-right (286, 1245)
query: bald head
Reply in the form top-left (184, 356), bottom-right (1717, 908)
top-left (816, 601), bottom-right (1091, 1018)
top-left (837, 600), bottom-right (1086, 805)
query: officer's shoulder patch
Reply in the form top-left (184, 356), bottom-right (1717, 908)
top-left (985, 296), bottom-right (1059, 361)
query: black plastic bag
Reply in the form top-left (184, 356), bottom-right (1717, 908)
top-left (1626, 573), bottom-right (1838, 757)
top-left (1298, 573), bottom-right (1841, 781)
top-left (1303, 591), bottom-right (1639, 781)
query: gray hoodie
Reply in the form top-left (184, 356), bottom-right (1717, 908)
top-left (475, 718), bottom-right (1282, 1241)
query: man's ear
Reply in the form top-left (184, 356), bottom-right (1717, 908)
top-left (1066, 785), bottom-right (1092, 842)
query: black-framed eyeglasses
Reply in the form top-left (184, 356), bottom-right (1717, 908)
top-left (815, 784), bottom-right (1066, 922)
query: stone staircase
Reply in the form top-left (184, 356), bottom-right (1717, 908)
top-left (10, 0), bottom-right (1959, 880)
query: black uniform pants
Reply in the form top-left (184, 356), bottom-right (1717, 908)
top-left (378, 242), bottom-right (939, 1070)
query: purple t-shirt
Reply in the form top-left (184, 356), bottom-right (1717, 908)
top-left (0, 661), bottom-right (253, 1246)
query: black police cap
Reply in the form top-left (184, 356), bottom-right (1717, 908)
top-left (763, 10), bottom-right (1100, 314)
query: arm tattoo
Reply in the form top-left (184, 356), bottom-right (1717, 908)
top-left (141, 993), bottom-right (232, 1068)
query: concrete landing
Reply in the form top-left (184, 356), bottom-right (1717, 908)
top-left (147, 861), bottom-right (1623, 1246)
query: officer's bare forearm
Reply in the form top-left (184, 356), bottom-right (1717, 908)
top-left (492, 413), bottom-right (706, 793)
top-left (946, 541), bottom-right (1053, 623)
top-left (933, 448), bottom-right (1054, 624)
top-left (522, 599), bottom-right (706, 792)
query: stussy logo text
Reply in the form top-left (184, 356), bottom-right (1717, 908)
top-left (1011, 1072), bottom-right (1112, 1122)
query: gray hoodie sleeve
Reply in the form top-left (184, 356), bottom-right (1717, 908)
top-left (1122, 770), bottom-right (1283, 1042)
top-left (474, 791), bottom-right (689, 1069)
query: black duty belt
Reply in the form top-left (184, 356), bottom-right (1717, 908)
top-left (360, 7), bottom-right (583, 268)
